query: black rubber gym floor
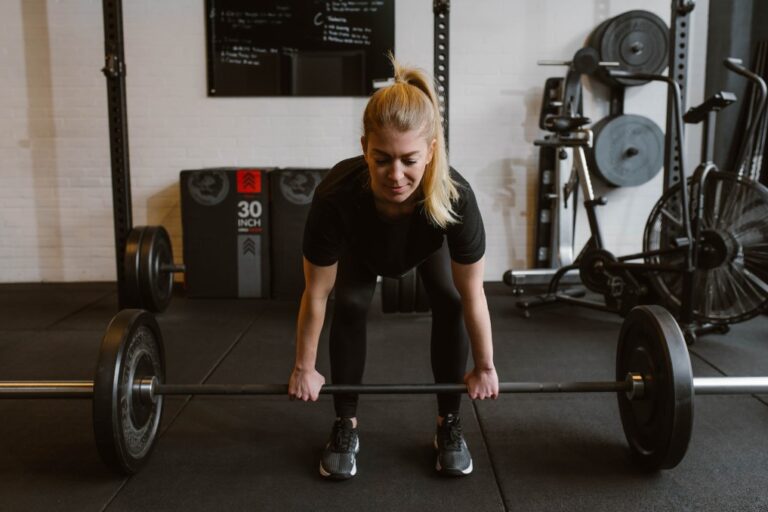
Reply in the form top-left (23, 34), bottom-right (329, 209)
top-left (1, 282), bottom-right (767, 511)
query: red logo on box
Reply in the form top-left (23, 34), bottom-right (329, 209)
top-left (237, 170), bottom-right (262, 194)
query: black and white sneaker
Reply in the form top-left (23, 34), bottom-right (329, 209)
top-left (434, 414), bottom-right (473, 476)
top-left (319, 418), bottom-right (360, 480)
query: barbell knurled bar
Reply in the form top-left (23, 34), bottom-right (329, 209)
top-left (4, 376), bottom-right (768, 400)
top-left (2, 306), bottom-right (768, 475)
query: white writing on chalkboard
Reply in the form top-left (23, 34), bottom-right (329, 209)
top-left (220, 6), bottom-right (293, 30)
top-left (327, 1), bottom-right (384, 13)
top-left (324, 25), bottom-right (373, 46)
top-left (207, 0), bottom-right (394, 96)
top-left (219, 38), bottom-right (278, 66)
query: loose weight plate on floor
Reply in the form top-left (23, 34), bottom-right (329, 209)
top-left (616, 305), bottom-right (693, 470)
top-left (138, 226), bottom-right (175, 312)
top-left (590, 114), bottom-right (664, 187)
top-left (93, 309), bottom-right (165, 474)
top-left (124, 226), bottom-right (175, 313)
top-left (590, 10), bottom-right (668, 87)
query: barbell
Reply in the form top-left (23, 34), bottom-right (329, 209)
top-left (1, 306), bottom-right (767, 475)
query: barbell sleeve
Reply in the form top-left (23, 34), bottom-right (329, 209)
top-left (693, 377), bottom-right (768, 394)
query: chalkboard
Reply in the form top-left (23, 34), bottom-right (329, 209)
top-left (205, 0), bottom-right (395, 97)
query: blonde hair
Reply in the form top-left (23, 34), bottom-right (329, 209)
top-left (362, 55), bottom-right (459, 228)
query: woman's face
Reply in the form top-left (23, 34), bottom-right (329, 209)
top-left (362, 126), bottom-right (435, 206)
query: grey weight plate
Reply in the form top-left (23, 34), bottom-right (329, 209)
top-left (591, 114), bottom-right (664, 187)
top-left (591, 10), bottom-right (668, 87)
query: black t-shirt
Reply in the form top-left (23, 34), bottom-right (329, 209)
top-left (302, 156), bottom-right (485, 278)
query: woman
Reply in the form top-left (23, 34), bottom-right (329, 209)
top-left (288, 57), bottom-right (498, 480)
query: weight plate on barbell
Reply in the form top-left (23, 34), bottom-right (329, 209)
top-left (93, 309), bottom-right (165, 475)
top-left (590, 10), bottom-right (669, 87)
top-left (590, 114), bottom-right (664, 187)
top-left (616, 305), bottom-right (693, 470)
top-left (138, 226), bottom-right (175, 313)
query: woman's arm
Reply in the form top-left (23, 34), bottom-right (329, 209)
top-left (451, 255), bottom-right (499, 399)
top-left (289, 257), bottom-right (337, 401)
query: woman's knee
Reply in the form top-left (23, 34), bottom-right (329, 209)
top-left (334, 287), bottom-right (373, 320)
top-left (428, 287), bottom-right (463, 317)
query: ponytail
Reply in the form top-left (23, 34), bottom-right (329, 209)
top-left (362, 54), bottom-right (459, 228)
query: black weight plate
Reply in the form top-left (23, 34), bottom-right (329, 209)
top-left (381, 277), bottom-right (399, 313)
top-left (138, 226), bottom-right (175, 313)
top-left (593, 10), bottom-right (668, 87)
top-left (123, 227), bottom-right (146, 308)
top-left (591, 114), bottom-right (664, 187)
top-left (94, 309), bottom-right (165, 475)
top-left (578, 248), bottom-right (618, 294)
top-left (414, 270), bottom-right (431, 312)
top-left (398, 269), bottom-right (417, 313)
top-left (616, 305), bottom-right (693, 470)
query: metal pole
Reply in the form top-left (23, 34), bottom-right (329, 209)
top-left (433, 0), bottom-right (450, 152)
top-left (152, 380), bottom-right (632, 396)
top-left (0, 381), bottom-right (94, 398)
top-left (693, 377), bottom-right (768, 394)
top-left (9, 375), bottom-right (768, 399)
top-left (102, 0), bottom-right (133, 309)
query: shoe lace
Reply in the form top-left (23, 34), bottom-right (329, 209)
top-left (440, 416), bottom-right (463, 450)
top-left (332, 423), bottom-right (356, 452)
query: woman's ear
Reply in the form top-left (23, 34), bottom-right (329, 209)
top-left (426, 138), bottom-right (436, 164)
top-left (360, 136), bottom-right (367, 158)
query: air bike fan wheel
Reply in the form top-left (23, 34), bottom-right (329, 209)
top-left (643, 171), bottom-right (768, 324)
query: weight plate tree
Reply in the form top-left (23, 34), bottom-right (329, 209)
top-left (643, 172), bottom-right (768, 324)
top-left (589, 10), bottom-right (669, 87)
top-left (3, 306), bottom-right (768, 475)
top-left (589, 114), bottom-right (665, 187)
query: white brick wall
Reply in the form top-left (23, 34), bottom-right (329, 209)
top-left (0, 0), bottom-right (707, 282)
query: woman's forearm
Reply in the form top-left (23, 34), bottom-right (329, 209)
top-left (295, 290), bottom-right (328, 370)
top-left (461, 291), bottom-right (494, 370)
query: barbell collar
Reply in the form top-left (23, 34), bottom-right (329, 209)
top-left (0, 381), bottom-right (94, 398)
top-left (693, 377), bottom-right (768, 394)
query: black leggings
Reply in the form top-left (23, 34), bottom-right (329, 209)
top-left (329, 240), bottom-right (469, 418)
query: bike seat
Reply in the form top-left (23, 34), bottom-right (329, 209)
top-left (544, 115), bottom-right (592, 133)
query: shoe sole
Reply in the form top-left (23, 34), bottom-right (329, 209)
top-left (433, 436), bottom-right (473, 476)
top-left (319, 437), bottom-right (359, 480)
